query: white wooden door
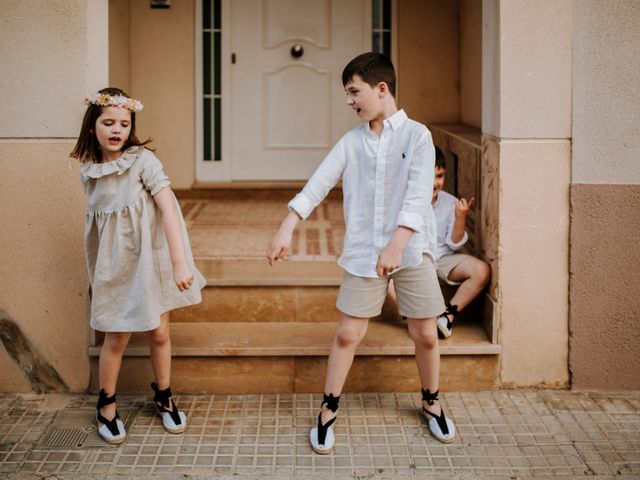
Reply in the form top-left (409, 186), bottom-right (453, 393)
top-left (230, 0), bottom-right (370, 180)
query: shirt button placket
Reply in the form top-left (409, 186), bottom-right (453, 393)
top-left (373, 130), bottom-right (389, 254)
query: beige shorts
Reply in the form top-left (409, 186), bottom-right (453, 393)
top-left (436, 253), bottom-right (472, 286)
top-left (337, 255), bottom-right (445, 319)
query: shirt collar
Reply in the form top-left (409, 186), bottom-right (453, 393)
top-left (384, 109), bottom-right (408, 131)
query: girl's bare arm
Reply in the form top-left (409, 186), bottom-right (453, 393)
top-left (153, 187), bottom-right (194, 291)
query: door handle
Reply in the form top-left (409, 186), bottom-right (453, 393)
top-left (290, 44), bottom-right (304, 59)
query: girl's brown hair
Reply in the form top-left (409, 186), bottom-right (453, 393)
top-left (70, 87), bottom-right (151, 163)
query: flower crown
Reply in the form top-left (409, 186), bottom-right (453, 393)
top-left (85, 92), bottom-right (144, 112)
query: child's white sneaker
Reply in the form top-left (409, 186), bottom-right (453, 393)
top-left (151, 382), bottom-right (187, 434)
top-left (421, 388), bottom-right (455, 443)
top-left (309, 393), bottom-right (339, 454)
top-left (96, 389), bottom-right (126, 445)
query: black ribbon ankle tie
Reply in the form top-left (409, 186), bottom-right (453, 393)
top-left (317, 393), bottom-right (340, 445)
top-left (421, 388), bottom-right (449, 436)
top-left (151, 382), bottom-right (182, 426)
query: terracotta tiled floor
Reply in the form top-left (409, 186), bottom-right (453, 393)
top-left (180, 192), bottom-right (344, 262)
top-left (1, 390), bottom-right (639, 479)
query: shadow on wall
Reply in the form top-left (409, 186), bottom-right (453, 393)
top-left (0, 310), bottom-right (69, 393)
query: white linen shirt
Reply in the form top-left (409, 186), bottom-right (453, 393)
top-left (288, 109), bottom-right (437, 278)
top-left (432, 190), bottom-right (468, 260)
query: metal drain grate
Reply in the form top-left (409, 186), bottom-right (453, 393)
top-left (41, 428), bottom-right (88, 448)
top-left (38, 408), bottom-right (136, 449)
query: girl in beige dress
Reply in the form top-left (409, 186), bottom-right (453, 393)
top-left (71, 87), bottom-right (206, 444)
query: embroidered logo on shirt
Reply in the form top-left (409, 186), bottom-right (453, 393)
top-left (402, 152), bottom-right (406, 159)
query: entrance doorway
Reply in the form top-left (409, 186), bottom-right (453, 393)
top-left (196, 0), bottom-right (370, 182)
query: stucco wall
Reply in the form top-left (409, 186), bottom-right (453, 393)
top-left (570, 185), bottom-right (640, 390)
top-left (483, 0), bottom-right (571, 387)
top-left (569, 1), bottom-right (640, 390)
top-left (484, 0), bottom-right (572, 139)
top-left (0, 142), bottom-right (89, 392)
top-left (128, 0), bottom-right (196, 189)
top-left (498, 140), bottom-right (571, 386)
top-left (460, 0), bottom-right (482, 128)
top-left (0, 0), bottom-right (105, 137)
top-left (397, 0), bottom-right (459, 124)
top-left (572, 0), bottom-right (640, 184)
top-left (109, 0), bottom-right (131, 93)
top-left (0, 0), bottom-right (108, 392)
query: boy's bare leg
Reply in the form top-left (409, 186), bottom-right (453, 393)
top-left (99, 331), bottom-right (132, 419)
top-left (407, 317), bottom-right (442, 415)
top-left (321, 313), bottom-right (370, 423)
top-left (447, 257), bottom-right (491, 314)
top-left (149, 312), bottom-right (172, 391)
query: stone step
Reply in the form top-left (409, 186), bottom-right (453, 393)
top-left (90, 354), bottom-right (499, 394)
top-left (89, 320), bottom-right (500, 357)
top-left (88, 321), bottom-right (499, 393)
top-left (172, 285), bottom-right (342, 323)
top-left (172, 257), bottom-right (343, 322)
top-left (196, 258), bottom-right (343, 287)
top-left (179, 258), bottom-right (489, 326)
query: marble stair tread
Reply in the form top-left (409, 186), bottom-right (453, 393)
top-left (88, 321), bottom-right (501, 357)
top-left (195, 258), bottom-right (343, 286)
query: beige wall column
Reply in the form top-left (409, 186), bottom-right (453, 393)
top-left (570, 1), bottom-right (640, 390)
top-left (0, 0), bottom-right (108, 392)
top-left (482, 0), bottom-right (572, 386)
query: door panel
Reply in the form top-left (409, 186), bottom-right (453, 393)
top-left (264, 65), bottom-right (331, 148)
top-left (231, 0), bottom-right (369, 180)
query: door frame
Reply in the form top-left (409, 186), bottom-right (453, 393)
top-left (194, 0), bottom-right (397, 183)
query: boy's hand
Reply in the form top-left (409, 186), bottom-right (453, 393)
top-left (173, 261), bottom-right (194, 291)
top-left (376, 243), bottom-right (403, 277)
top-left (267, 210), bottom-right (301, 266)
top-left (267, 229), bottom-right (293, 266)
top-left (455, 197), bottom-right (475, 220)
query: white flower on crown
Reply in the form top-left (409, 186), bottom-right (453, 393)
top-left (85, 93), bottom-right (144, 112)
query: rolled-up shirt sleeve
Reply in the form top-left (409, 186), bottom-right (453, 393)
top-left (288, 138), bottom-right (346, 220)
top-left (397, 131), bottom-right (434, 233)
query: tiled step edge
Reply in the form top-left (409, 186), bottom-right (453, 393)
top-left (88, 321), bottom-right (501, 357)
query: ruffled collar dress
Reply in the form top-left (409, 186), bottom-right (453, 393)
top-left (80, 146), bottom-right (206, 332)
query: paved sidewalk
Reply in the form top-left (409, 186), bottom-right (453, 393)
top-left (0, 390), bottom-right (638, 479)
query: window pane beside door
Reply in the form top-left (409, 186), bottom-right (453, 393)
top-left (203, 0), bottom-right (222, 161)
top-left (372, 0), bottom-right (391, 58)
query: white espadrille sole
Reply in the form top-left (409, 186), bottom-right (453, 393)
top-left (159, 410), bottom-right (187, 434)
top-left (97, 418), bottom-right (126, 445)
top-left (436, 316), bottom-right (453, 338)
top-left (309, 426), bottom-right (335, 454)
top-left (423, 413), bottom-right (456, 443)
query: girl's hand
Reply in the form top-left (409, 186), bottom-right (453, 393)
top-left (173, 262), bottom-right (194, 291)
top-left (455, 197), bottom-right (475, 219)
top-left (266, 229), bottom-right (293, 266)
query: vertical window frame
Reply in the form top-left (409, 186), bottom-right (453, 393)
top-left (202, 0), bottom-right (222, 161)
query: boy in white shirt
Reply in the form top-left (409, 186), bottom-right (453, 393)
top-left (267, 53), bottom-right (455, 454)
top-left (430, 148), bottom-right (491, 338)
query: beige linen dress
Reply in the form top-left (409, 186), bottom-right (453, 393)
top-left (81, 146), bottom-right (206, 332)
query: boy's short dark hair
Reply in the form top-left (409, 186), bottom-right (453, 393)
top-left (435, 146), bottom-right (446, 169)
top-left (342, 52), bottom-right (396, 97)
